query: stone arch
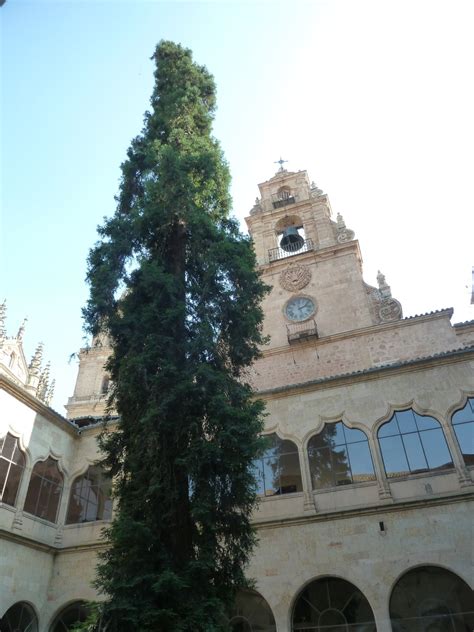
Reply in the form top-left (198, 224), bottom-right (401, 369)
top-left (0, 601), bottom-right (38, 631)
top-left (48, 600), bottom-right (90, 632)
top-left (389, 564), bottom-right (474, 630)
top-left (291, 575), bottom-right (376, 631)
top-left (228, 589), bottom-right (276, 631)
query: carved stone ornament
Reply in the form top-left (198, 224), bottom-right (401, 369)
top-left (279, 263), bottom-right (312, 292)
top-left (378, 298), bottom-right (403, 322)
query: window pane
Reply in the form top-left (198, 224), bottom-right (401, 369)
top-left (43, 458), bottom-right (62, 485)
top-left (0, 458), bottom-right (9, 497)
top-left (251, 460), bottom-right (265, 496)
top-left (347, 443), bottom-right (376, 483)
top-left (309, 446), bottom-right (335, 489)
top-left (343, 426), bottom-right (368, 444)
top-left (420, 428), bottom-right (453, 470)
top-left (279, 452), bottom-right (302, 493)
top-left (263, 457), bottom-right (279, 496)
top-left (414, 413), bottom-right (439, 431)
top-left (453, 422), bottom-right (474, 463)
top-left (331, 422), bottom-right (346, 447)
top-left (102, 497), bottom-right (113, 521)
top-left (402, 432), bottom-right (428, 473)
top-left (36, 479), bottom-right (53, 520)
top-left (45, 483), bottom-right (61, 522)
top-left (3, 462), bottom-right (23, 506)
top-left (12, 445), bottom-right (25, 467)
top-left (24, 474), bottom-right (42, 515)
top-left (452, 399), bottom-right (474, 424)
top-left (378, 418), bottom-right (398, 438)
top-left (395, 410), bottom-right (417, 434)
top-left (66, 490), bottom-right (85, 524)
top-left (1, 433), bottom-right (16, 460)
top-left (380, 435), bottom-right (409, 477)
top-left (332, 446), bottom-right (352, 486)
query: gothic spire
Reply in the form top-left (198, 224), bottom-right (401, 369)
top-left (16, 318), bottom-right (27, 342)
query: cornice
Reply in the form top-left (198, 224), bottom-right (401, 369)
top-left (259, 308), bottom-right (455, 359)
top-left (256, 346), bottom-right (474, 399)
top-left (0, 374), bottom-right (78, 437)
top-left (253, 488), bottom-right (474, 532)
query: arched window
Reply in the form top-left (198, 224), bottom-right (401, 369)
top-left (390, 566), bottom-right (474, 630)
top-left (292, 577), bottom-right (376, 631)
top-left (277, 186), bottom-right (291, 200)
top-left (0, 433), bottom-right (26, 507)
top-left (452, 398), bottom-right (474, 467)
top-left (378, 409), bottom-right (453, 478)
top-left (50, 602), bottom-right (89, 632)
top-left (228, 589), bottom-right (276, 631)
top-left (66, 465), bottom-right (112, 524)
top-left (24, 457), bottom-right (63, 523)
top-left (307, 421), bottom-right (375, 489)
top-left (0, 602), bottom-right (38, 632)
top-left (252, 434), bottom-right (302, 496)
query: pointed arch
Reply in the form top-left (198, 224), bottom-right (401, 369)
top-left (66, 465), bottom-right (112, 524)
top-left (253, 432), bottom-right (302, 496)
top-left (307, 420), bottom-right (376, 490)
top-left (24, 456), bottom-right (63, 523)
top-left (0, 432), bottom-right (26, 507)
top-left (377, 409), bottom-right (454, 478)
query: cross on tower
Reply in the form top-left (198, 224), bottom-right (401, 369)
top-left (274, 157), bottom-right (288, 172)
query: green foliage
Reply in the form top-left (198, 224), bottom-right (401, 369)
top-left (84, 41), bottom-right (269, 631)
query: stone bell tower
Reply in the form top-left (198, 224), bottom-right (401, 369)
top-left (246, 165), bottom-right (403, 389)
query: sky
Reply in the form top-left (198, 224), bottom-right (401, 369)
top-left (2, 0), bottom-right (473, 414)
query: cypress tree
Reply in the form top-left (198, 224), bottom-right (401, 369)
top-left (83, 41), bottom-right (268, 631)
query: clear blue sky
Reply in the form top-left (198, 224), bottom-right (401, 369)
top-left (2, 0), bottom-right (473, 413)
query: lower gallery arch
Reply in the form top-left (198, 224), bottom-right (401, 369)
top-left (0, 602), bottom-right (38, 632)
top-left (292, 576), bottom-right (376, 631)
top-left (49, 601), bottom-right (90, 631)
top-left (390, 565), bottom-right (474, 631)
top-left (228, 589), bottom-right (276, 631)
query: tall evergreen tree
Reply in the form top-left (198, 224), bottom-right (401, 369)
top-left (83, 41), bottom-right (268, 631)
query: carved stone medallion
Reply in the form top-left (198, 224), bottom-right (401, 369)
top-left (279, 264), bottom-right (311, 292)
top-left (378, 298), bottom-right (403, 322)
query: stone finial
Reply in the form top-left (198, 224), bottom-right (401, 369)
top-left (45, 379), bottom-right (56, 406)
top-left (16, 318), bottom-right (27, 341)
top-left (28, 343), bottom-right (44, 376)
top-left (311, 181), bottom-right (323, 196)
top-left (0, 299), bottom-right (6, 344)
top-left (335, 213), bottom-right (355, 243)
top-left (377, 270), bottom-right (392, 298)
top-left (38, 362), bottom-right (50, 402)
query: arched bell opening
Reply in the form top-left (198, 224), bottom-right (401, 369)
top-left (274, 215), bottom-right (306, 255)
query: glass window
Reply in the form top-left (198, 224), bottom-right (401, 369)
top-left (50, 602), bottom-right (89, 632)
top-left (292, 577), bottom-right (376, 631)
top-left (252, 434), bottom-right (302, 496)
top-left (308, 421), bottom-right (376, 490)
top-left (0, 602), bottom-right (38, 632)
top-left (452, 398), bottom-right (474, 467)
top-left (0, 433), bottom-right (26, 507)
top-left (66, 465), bottom-right (113, 524)
top-left (24, 457), bottom-right (63, 523)
top-left (228, 589), bottom-right (276, 631)
top-left (390, 566), bottom-right (474, 631)
top-left (378, 410), bottom-right (453, 478)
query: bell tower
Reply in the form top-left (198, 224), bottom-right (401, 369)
top-left (245, 166), bottom-right (402, 354)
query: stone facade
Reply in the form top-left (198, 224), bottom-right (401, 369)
top-left (1, 168), bottom-right (473, 631)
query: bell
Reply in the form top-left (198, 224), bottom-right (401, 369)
top-left (280, 227), bottom-right (304, 252)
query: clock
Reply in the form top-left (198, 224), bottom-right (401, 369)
top-left (285, 296), bottom-right (316, 322)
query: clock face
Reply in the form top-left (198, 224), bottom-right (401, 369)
top-left (285, 296), bottom-right (315, 322)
